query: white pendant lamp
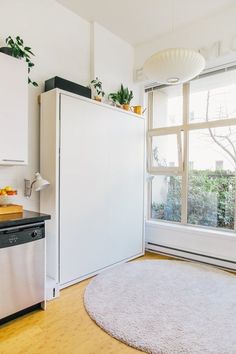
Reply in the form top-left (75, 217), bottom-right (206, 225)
top-left (143, 0), bottom-right (205, 84)
top-left (143, 48), bottom-right (205, 84)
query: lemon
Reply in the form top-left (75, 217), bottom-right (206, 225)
top-left (4, 186), bottom-right (12, 191)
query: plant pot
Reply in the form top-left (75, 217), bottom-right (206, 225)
top-left (94, 96), bottom-right (102, 102)
top-left (0, 47), bottom-right (13, 56)
top-left (122, 104), bottom-right (130, 111)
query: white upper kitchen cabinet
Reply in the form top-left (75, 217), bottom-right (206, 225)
top-left (0, 53), bottom-right (28, 165)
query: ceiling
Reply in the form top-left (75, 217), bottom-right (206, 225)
top-left (57, 0), bottom-right (234, 46)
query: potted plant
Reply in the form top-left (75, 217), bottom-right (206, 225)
top-left (0, 36), bottom-right (38, 86)
top-left (109, 84), bottom-right (134, 110)
top-left (90, 77), bottom-right (105, 102)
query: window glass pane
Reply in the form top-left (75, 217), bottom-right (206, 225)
top-left (189, 70), bottom-right (236, 123)
top-left (187, 127), bottom-right (236, 230)
top-left (151, 175), bottom-right (181, 222)
top-left (152, 85), bottom-right (183, 128)
top-left (152, 135), bottom-right (179, 168)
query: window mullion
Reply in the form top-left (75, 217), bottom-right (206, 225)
top-left (148, 91), bottom-right (153, 129)
top-left (234, 179), bottom-right (236, 231)
top-left (187, 117), bottom-right (236, 131)
top-left (147, 91), bottom-right (153, 221)
top-left (181, 83), bottom-right (190, 224)
top-left (147, 179), bottom-right (152, 220)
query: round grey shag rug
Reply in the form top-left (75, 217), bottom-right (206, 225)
top-left (84, 260), bottom-right (236, 354)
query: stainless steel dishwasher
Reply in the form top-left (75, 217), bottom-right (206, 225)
top-left (0, 222), bottom-right (45, 322)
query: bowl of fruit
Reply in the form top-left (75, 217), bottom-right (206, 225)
top-left (0, 186), bottom-right (17, 206)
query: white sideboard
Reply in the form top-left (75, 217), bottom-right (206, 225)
top-left (0, 53), bottom-right (28, 165)
top-left (40, 89), bottom-right (145, 291)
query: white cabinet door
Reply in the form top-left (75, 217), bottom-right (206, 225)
top-left (59, 94), bottom-right (144, 286)
top-left (0, 53), bottom-right (28, 165)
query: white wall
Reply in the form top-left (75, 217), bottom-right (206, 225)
top-left (140, 3), bottom-right (236, 263)
top-left (135, 2), bottom-right (236, 72)
top-left (0, 0), bottom-right (90, 211)
top-left (0, 1), bottom-right (139, 211)
top-left (146, 222), bottom-right (236, 270)
top-left (91, 22), bottom-right (141, 105)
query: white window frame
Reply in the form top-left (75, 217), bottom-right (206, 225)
top-left (147, 82), bottom-right (236, 231)
top-left (147, 129), bottom-right (183, 175)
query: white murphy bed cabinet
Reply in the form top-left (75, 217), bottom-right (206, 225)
top-left (40, 89), bottom-right (145, 291)
top-left (0, 53), bottom-right (28, 165)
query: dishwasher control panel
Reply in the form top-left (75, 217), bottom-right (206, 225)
top-left (0, 223), bottom-right (45, 249)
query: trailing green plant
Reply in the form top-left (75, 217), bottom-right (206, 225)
top-left (90, 77), bottom-right (105, 97)
top-left (109, 84), bottom-right (133, 105)
top-left (4, 36), bottom-right (38, 86)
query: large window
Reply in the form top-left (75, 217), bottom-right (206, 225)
top-left (147, 69), bottom-right (236, 231)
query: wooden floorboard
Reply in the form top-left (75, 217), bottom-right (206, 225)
top-left (0, 253), bottom-right (171, 354)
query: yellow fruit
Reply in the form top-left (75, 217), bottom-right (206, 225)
top-left (4, 186), bottom-right (12, 192)
top-left (1, 190), bottom-right (7, 195)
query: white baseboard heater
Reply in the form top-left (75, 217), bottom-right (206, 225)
top-left (146, 242), bottom-right (236, 272)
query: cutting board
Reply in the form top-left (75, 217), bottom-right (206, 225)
top-left (0, 204), bottom-right (23, 215)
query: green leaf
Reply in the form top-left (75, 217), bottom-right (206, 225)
top-left (4, 35), bottom-right (38, 88)
top-left (24, 47), bottom-right (34, 55)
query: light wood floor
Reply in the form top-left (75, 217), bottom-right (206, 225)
top-left (0, 252), bottom-right (171, 354)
